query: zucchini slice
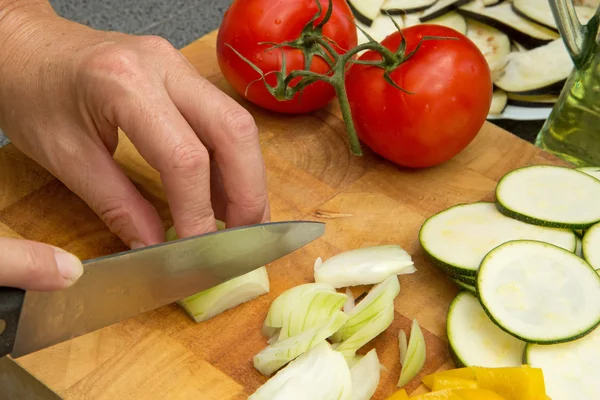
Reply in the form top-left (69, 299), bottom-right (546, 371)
top-left (426, 11), bottom-right (468, 34)
top-left (419, 0), bottom-right (472, 22)
top-left (447, 292), bottom-right (526, 367)
top-left (381, 0), bottom-right (438, 15)
top-left (457, 2), bottom-right (559, 49)
top-left (419, 202), bottom-right (576, 276)
top-left (495, 165), bottom-right (600, 229)
top-left (583, 223), bottom-right (600, 270)
top-left (489, 90), bottom-right (508, 115)
top-left (465, 18), bottom-right (511, 72)
top-left (512, 0), bottom-right (597, 32)
top-left (493, 39), bottom-right (572, 94)
top-left (478, 240), bottom-right (600, 344)
top-left (506, 93), bottom-right (559, 108)
top-left (525, 325), bottom-right (600, 400)
top-left (349, 0), bottom-right (387, 26)
top-left (450, 278), bottom-right (477, 294)
top-left (577, 166), bottom-right (600, 181)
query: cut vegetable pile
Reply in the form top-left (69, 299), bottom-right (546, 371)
top-left (347, 0), bottom-right (598, 116)
top-left (419, 164), bottom-right (600, 400)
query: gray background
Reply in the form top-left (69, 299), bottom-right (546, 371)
top-left (0, 0), bottom-right (542, 148)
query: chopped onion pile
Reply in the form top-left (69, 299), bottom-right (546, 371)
top-left (251, 244), bottom-right (422, 399)
top-left (314, 244), bottom-right (416, 288)
top-left (165, 220), bottom-right (270, 323)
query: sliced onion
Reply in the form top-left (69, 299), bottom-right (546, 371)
top-left (397, 318), bottom-right (427, 387)
top-left (398, 329), bottom-right (408, 365)
top-left (332, 276), bottom-right (400, 342)
top-left (335, 303), bottom-right (395, 361)
top-left (314, 245), bottom-right (416, 288)
top-left (166, 221), bottom-right (269, 323)
top-left (178, 266), bottom-right (270, 322)
top-left (262, 283), bottom-right (346, 340)
top-left (254, 311), bottom-right (349, 376)
top-left (344, 288), bottom-right (356, 314)
top-left (350, 348), bottom-right (381, 400)
top-left (248, 341), bottom-right (353, 400)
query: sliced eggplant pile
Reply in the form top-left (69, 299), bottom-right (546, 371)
top-left (494, 39), bottom-right (573, 95)
top-left (506, 93), bottom-right (560, 108)
top-left (348, 0), bottom-right (387, 26)
top-left (512, 0), bottom-right (597, 32)
top-left (489, 90), bottom-right (508, 115)
top-left (465, 18), bottom-right (511, 73)
top-left (381, 0), bottom-right (438, 15)
top-left (345, 0), bottom-right (595, 117)
top-left (419, 0), bottom-right (472, 21)
top-left (457, 2), bottom-right (559, 49)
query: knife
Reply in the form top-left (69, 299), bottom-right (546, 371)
top-left (0, 220), bottom-right (325, 359)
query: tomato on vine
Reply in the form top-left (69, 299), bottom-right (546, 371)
top-left (216, 0), bottom-right (358, 114)
top-left (346, 25), bottom-right (493, 168)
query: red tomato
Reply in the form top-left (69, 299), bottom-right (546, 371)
top-left (346, 25), bottom-right (493, 168)
top-left (216, 0), bottom-right (358, 114)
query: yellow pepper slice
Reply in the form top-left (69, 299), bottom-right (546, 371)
top-left (409, 389), bottom-right (463, 399)
top-left (453, 388), bottom-right (506, 400)
top-left (473, 365), bottom-right (547, 400)
top-left (422, 368), bottom-right (476, 389)
top-left (432, 377), bottom-right (478, 391)
top-left (385, 388), bottom-right (409, 400)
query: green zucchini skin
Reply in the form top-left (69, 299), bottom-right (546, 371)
top-left (450, 278), bottom-right (477, 295)
top-left (495, 201), bottom-right (600, 230)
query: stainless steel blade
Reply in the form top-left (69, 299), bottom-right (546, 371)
top-left (10, 220), bottom-right (325, 357)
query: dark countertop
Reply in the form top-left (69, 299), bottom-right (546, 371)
top-left (0, 0), bottom-right (545, 148)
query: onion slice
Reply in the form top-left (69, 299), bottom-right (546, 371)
top-left (248, 341), bottom-right (353, 400)
top-left (350, 348), bottom-right (381, 400)
top-left (397, 318), bottom-right (427, 387)
top-left (314, 245), bottom-right (416, 288)
top-left (254, 311), bottom-right (349, 375)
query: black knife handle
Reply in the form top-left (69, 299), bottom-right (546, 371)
top-left (0, 287), bottom-right (25, 357)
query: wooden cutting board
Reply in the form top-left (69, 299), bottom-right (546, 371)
top-left (0, 30), bottom-right (571, 399)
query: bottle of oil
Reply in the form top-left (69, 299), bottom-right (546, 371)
top-left (535, 0), bottom-right (600, 166)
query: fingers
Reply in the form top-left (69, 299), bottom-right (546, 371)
top-left (106, 81), bottom-right (218, 238)
top-left (165, 71), bottom-right (270, 228)
top-left (0, 237), bottom-right (83, 291)
top-left (53, 137), bottom-right (165, 249)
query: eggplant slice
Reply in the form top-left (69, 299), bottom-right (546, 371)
top-left (426, 11), bottom-right (468, 34)
top-left (478, 0), bottom-right (506, 6)
top-left (490, 90), bottom-right (508, 115)
top-left (419, 0), bottom-right (473, 22)
top-left (348, 0), bottom-right (387, 26)
top-left (506, 93), bottom-right (560, 108)
top-left (466, 18), bottom-right (511, 73)
top-left (512, 0), bottom-right (597, 32)
top-left (493, 39), bottom-right (573, 95)
top-left (356, 14), bottom-right (405, 44)
top-left (457, 2), bottom-right (559, 49)
top-left (381, 0), bottom-right (438, 15)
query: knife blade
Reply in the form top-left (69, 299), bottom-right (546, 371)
top-left (0, 220), bottom-right (325, 358)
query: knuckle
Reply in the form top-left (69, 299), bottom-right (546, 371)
top-left (97, 197), bottom-right (134, 236)
top-left (139, 35), bottom-right (175, 53)
top-left (81, 46), bottom-right (142, 81)
top-left (221, 108), bottom-right (259, 147)
top-left (167, 142), bottom-right (210, 176)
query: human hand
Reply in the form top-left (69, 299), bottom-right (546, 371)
top-left (0, 4), bottom-right (270, 252)
top-left (0, 237), bottom-right (83, 290)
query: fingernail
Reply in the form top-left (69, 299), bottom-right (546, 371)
top-left (130, 241), bottom-right (145, 250)
top-left (54, 250), bottom-right (84, 282)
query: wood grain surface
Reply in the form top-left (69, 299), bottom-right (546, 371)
top-left (0, 30), bottom-right (571, 399)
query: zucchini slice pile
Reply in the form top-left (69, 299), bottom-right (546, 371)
top-left (419, 164), bottom-right (600, 400)
top-left (346, 0), bottom-right (598, 117)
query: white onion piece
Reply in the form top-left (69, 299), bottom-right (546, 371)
top-left (350, 348), bottom-right (381, 400)
top-left (314, 245), bottom-right (416, 288)
top-left (398, 329), bottom-right (408, 365)
top-left (249, 341), bottom-right (352, 400)
top-left (397, 319), bottom-right (427, 387)
top-left (332, 276), bottom-right (400, 342)
top-left (344, 288), bottom-right (356, 314)
top-left (336, 303), bottom-right (395, 361)
top-left (254, 311), bottom-right (349, 375)
top-left (178, 267), bottom-right (270, 323)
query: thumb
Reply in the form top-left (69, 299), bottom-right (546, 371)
top-left (0, 237), bottom-right (84, 291)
